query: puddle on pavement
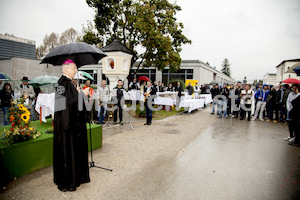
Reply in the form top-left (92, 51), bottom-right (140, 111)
top-left (160, 123), bottom-right (178, 127)
top-left (161, 129), bottom-right (181, 134)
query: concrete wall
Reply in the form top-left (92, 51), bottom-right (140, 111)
top-left (0, 57), bottom-right (62, 90)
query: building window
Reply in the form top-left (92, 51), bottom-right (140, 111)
top-left (162, 69), bottom-right (193, 84)
top-left (129, 68), bottom-right (156, 83)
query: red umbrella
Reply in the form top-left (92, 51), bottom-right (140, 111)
top-left (282, 78), bottom-right (300, 84)
top-left (138, 76), bottom-right (150, 81)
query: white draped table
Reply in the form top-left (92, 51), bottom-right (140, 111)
top-left (35, 93), bottom-right (55, 123)
top-left (154, 97), bottom-right (174, 106)
top-left (123, 90), bottom-right (141, 101)
top-left (179, 99), bottom-right (204, 113)
top-left (194, 94), bottom-right (213, 104)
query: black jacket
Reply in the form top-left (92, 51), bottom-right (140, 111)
top-left (175, 85), bottom-right (182, 96)
top-left (167, 87), bottom-right (173, 92)
top-left (290, 95), bottom-right (300, 120)
top-left (0, 89), bottom-right (14, 107)
top-left (220, 87), bottom-right (229, 98)
top-left (211, 88), bottom-right (220, 99)
top-left (152, 85), bottom-right (158, 94)
top-left (186, 86), bottom-right (193, 95)
top-left (113, 86), bottom-right (125, 100)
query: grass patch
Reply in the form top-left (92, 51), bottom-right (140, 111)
top-left (153, 107), bottom-right (185, 120)
top-left (126, 102), bottom-right (184, 120)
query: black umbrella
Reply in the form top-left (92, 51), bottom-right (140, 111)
top-left (40, 42), bottom-right (107, 67)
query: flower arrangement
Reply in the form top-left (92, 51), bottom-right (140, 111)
top-left (3, 99), bottom-right (41, 144)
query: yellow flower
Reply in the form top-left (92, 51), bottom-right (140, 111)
top-left (29, 127), bottom-right (34, 130)
top-left (23, 108), bottom-right (30, 116)
top-left (20, 113), bottom-right (30, 123)
top-left (18, 104), bottom-right (25, 110)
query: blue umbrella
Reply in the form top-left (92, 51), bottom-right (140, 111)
top-left (0, 72), bottom-right (11, 80)
top-left (286, 62), bottom-right (300, 76)
top-left (292, 65), bottom-right (300, 76)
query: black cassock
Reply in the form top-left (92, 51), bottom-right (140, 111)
top-left (53, 75), bottom-right (90, 191)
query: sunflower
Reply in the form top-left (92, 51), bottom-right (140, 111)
top-left (20, 113), bottom-right (30, 123)
top-left (23, 107), bottom-right (30, 116)
top-left (18, 104), bottom-right (25, 111)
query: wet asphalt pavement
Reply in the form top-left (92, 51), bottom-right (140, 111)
top-left (1, 108), bottom-right (300, 200)
top-left (108, 116), bottom-right (300, 200)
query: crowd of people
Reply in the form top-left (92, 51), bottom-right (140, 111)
top-left (0, 77), bottom-right (39, 125)
top-left (210, 82), bottom-right (300, 147)
top-left (96, 79), bottom-right (185, 126)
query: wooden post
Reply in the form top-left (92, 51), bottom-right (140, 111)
top-left (40, 107), bottom-right (42, 124)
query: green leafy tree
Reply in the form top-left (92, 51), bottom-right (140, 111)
top-left (86, 0), bottom-right (191, 72)
top-left (221, 58), bottom-right (231, 77)
top-left (81, 21), bottom-right (103, 48)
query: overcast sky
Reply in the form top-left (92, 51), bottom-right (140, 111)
top-left (1, 0), bottom-right (300, 81)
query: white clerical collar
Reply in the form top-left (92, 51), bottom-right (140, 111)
top-left (63, 74), bottom-right (72, 80)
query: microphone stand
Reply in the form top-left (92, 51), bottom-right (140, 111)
top-left (88, 111), bottom-right (112, 171)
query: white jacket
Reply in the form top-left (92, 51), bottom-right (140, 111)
top-left (287, 91), bottom-right (297, 112)
top-left (97, 85), bottom-right (110, 102)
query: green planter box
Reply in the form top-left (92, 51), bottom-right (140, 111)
top-left (0, 119), bottom-right (102, 184)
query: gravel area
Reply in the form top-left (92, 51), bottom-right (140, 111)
top-left (0, 107), bottom-right (215, 200)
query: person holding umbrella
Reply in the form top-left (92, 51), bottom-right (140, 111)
top-left (53, 59), bottom-right (90, 192)
top-left (40, 42), bottom-right (108, 191)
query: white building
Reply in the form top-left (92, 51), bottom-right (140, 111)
top-left (0, 57), bottom-right (235, 88)
top-left (263, 73), bottom-right (277, 85)
top-left (275, 58), bottom-right (300, 83)
top-left (80, 59), bottom-right (235, 86)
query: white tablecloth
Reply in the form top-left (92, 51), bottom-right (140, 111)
top-left (197, 94), bottom-right (213, 104)
top-left (35, 93), bottom-right (55, 122)
top-left (154, 97), bottom-right (174, 106)
top-left (179, 99), bottom-right (204, 113)
top-left (123, 90), bottom-right (141, 101)
top-left (181, 92), bottom-right (191, 101)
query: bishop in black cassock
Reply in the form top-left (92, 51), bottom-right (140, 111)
top-left (53, 59), bottom-right (90, 192)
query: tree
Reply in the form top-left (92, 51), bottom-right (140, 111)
top-left (59, 28), bottom-right (80, 44)
top-left (36, 32), bottom-right (59, 59)
top-left (36, 28), bottom-right (81, 59)
top-left (243, 76), bottom-right (247, 84)
top-left (253, 79), bottom-right (258, 86)
top-left (221, 58), bottom-right (231, 77)
top-left (86, 0), bottom-right (191, 72)
top-left (81, 21), bottom-right (103, 48)
top-left (253, 79), bottom-right (263, 86)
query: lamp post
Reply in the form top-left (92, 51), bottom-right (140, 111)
top-left (101, 40), bottom-right (133, 91)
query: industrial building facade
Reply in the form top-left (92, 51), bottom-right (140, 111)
top-left (0, 34), bottom-right (36, 60)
